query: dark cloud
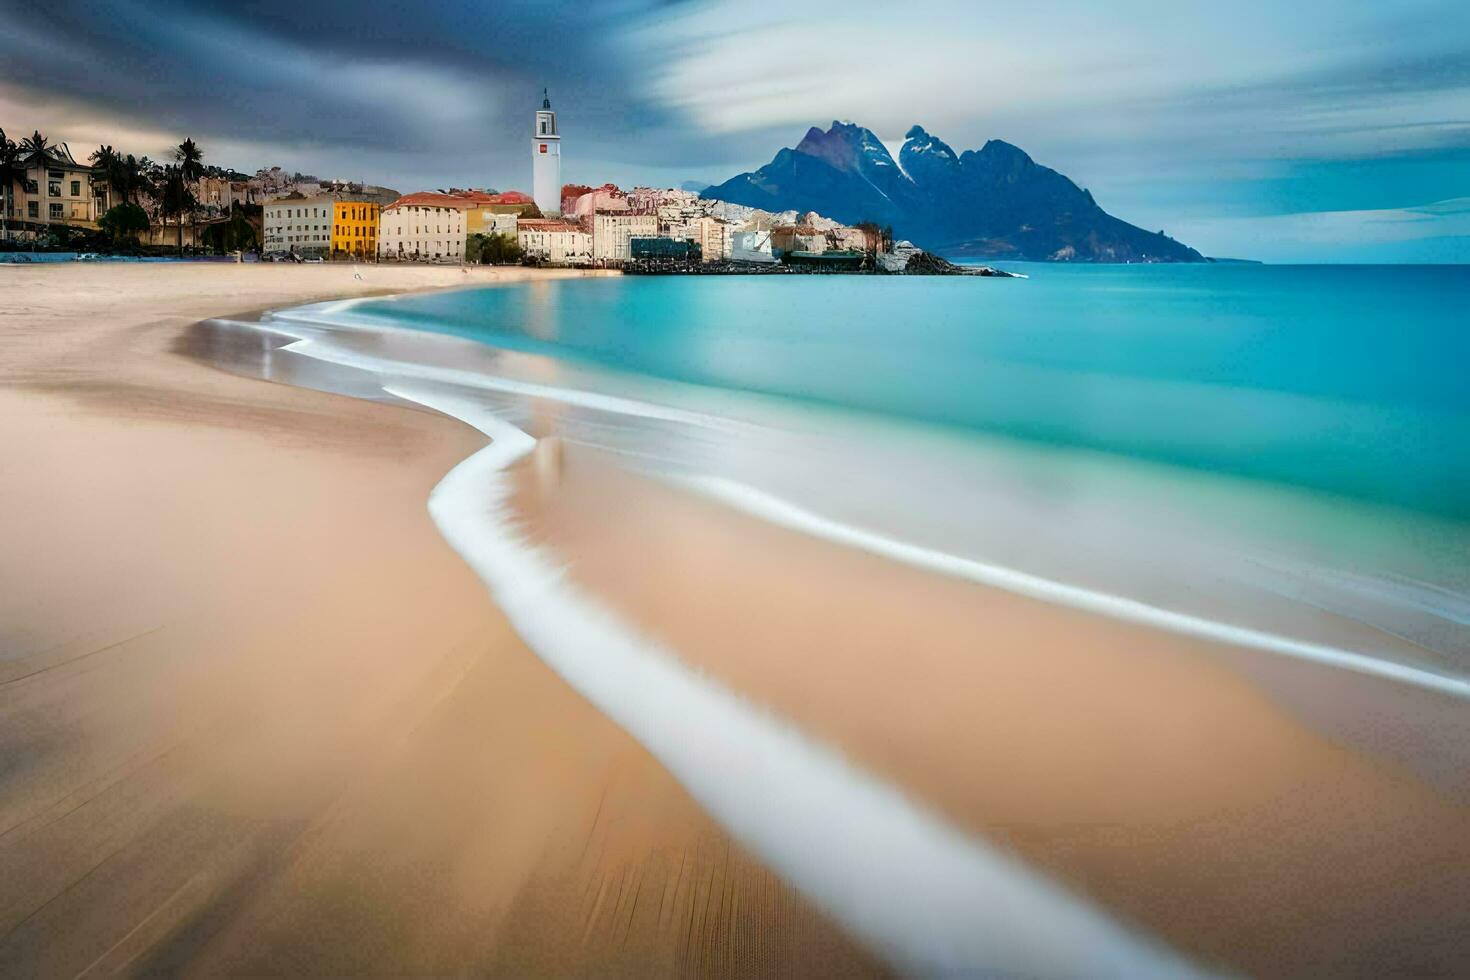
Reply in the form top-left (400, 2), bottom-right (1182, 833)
top-left (0, 0), bottom-right (733, 187)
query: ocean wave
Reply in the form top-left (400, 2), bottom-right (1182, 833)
top-left (383, 379), bottom-right (1210, 979)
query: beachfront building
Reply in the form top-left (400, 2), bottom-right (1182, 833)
top-left (2, 141), bottom-right (107, 242)
top-left (517, 218), bottom-right (592, 265)
top-left (592, 212), bottom-right (658, 262)
top-left (331, 200), bottom-right (379, 259)
top-left (532, 90), bottom-right (561, 216)
top-left (263, 191), bottom-right (380, 258)
top-left (378, 192), bottom-right (469, 262)
top-left (262, 194), bottom-right (335, 257)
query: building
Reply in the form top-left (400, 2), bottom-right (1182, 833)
top-left (517, 218), bottom-right (592, 265)
top-left (2, 141), bottom-right (107, 241)
top-left (450, 191), bottom-right (525, 238)
top-left (730, 229), bottom-right (776, 264)
top-left (377, 192), bottom-right (470, 262)
top-left (262, 194), bottom-right (335, 256)
top-left (263, 192), bottom-right (380, 258)
top-left (532, 90), bottom-right (561, 216)
top-left (567, 184), bottom-right (628, 218)
top-left (771, 224), bottom-right (827, 255)
top-left (470, 209), bottom-right (518, 237)
top-left (694, 216), bottom-right (731, 263)
top-left (592, 212), bottom-right (658, 262)
top-left (630, 237), bottom-right (700, 262)
top-left (195, 176), bottom-right (257, 212)
top-left (331, 199), bottom-right (379, 258)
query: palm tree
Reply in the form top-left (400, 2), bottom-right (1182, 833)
top-left (8, 131), bottom-right (54, 242)
top-left (173, 138), bottom-right (204, 255)
top-left (89, 145), bottom-right (121, 211)
top-left (159, 165), bottom-right (196, 255)
top-left (0, 127), bottom-right (20, 242)
top-left (20, 129), bottom-right (49, 163)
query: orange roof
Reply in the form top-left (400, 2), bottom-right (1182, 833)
top-left (385, 192), bottom-right (474, 211)
top-left (489, 190), bottom-right (533, 204)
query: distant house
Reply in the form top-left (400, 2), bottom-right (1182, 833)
top-left (592, 212), bottom-right (658, 262)
top-left (450, 190), bottom-right (523, 238)
top-left (770, 224), bottom-right (827, 255)
top-left (377, 192), bottom-right (471, 262)
top-left (263, 192), bottom-right (379, 258)
top-left (730, 229), bottom-right (776, 264)
top-left (630, 237), bottom-right (700, 262)
top-left (568, 184), bottom-right (629, 218)
top-left (1, 142), bottom-right (107, 242)
top-left (517, 218), bottom-right (592, 265)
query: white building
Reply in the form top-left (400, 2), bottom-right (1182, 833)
top-left (378, 192), bottom-right (469, 262)
top-left (730, 229), bottom-right (776, 264)
top-left (532, 90), bottom-right (561, 216)
top-left (262, 194), bottom-right (334, 256)
top-left (517, 218), bottom-right (592, 265)
top-left (592, 212), bottom-right (658, 262)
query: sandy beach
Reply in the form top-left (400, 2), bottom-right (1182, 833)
top-left (2, 262), bottom-right (1467, 977)
top-left (0, 264), bottom-right (879, 977)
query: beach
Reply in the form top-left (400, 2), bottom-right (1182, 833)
top-left (0, 264), bottom-right (879, 976)
top-left (2, 263), bottom-right (1468, 977)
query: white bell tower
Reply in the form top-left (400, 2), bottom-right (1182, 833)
top-left (532, 89), bottom-right (561, 216)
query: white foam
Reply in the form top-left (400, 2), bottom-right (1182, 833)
top-left (384, 381), bottom-right (1209, 979)
top-left (282, 335), bottom-right (744, 433)
top-left (679, 475), bottom-right (1470, 700)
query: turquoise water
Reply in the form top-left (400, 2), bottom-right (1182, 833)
top-left (284, 264), bottom-right (1468, 667)
top-left (347, 265), bottom-right (1469, 518)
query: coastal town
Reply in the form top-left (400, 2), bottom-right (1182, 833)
top-left (0, 94), bottom-right (1001, 275)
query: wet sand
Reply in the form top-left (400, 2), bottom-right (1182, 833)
top-left (508, 444), bottom-right (1470, 978)
top-left (0, 264), bottom-right (881, 977)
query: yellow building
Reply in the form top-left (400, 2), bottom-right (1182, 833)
top-left (331, 200), bottom-right (379, 258)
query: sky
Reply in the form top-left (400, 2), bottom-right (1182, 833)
top-left (2, 0), bottom-right (1467, 261)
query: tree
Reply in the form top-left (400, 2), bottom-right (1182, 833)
top-left (0, 128), bottom-right (21, 242)
top-left (173, 138), bottom-right (204, 255)
top-left (89, 145), bottom-right (122, 209)
top-left (465, 233), bottom-right (488, 264)
top-left (481, 231), bottom-right (523, 265)
top-left (200, 204), bottom-right (258, 254)
top-left (119, 155), bottom-right (152, 205)
top-left (159, 165), bottom-right (196, 254)
top-left (98, 202), bottom-right (150, 245)
top-left (20, 130), bottom-right (49, 163)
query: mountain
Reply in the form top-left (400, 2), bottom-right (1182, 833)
top-left (703, 121), bottom-right (1203, 262)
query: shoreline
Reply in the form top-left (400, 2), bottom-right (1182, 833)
top-left (0, 264), bottom-right (882, 976)
top-left (4, 264), bottom-right (1467, 976)
top-left (201, 275), bottom-right (1470, 976)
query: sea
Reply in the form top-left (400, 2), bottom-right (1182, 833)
top-left (257, 262), bottom-right (1469, 677)
top-left (222, 261), bottom-right (1469, 974)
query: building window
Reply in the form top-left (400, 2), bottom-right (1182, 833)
top-left (28, 201), bottom-right (39, 218)
top-left (49, 203), bottom-right (63, 220)
top-left (71, 180), bottom-right (80, 196)
top-left (48, 181), bottom-right (61, 197)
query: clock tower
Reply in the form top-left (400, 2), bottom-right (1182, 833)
top-left (532, 89), bottom-right (561, 216)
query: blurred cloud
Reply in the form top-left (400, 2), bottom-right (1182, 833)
top-left (1, 0), bottom-right (1467, 259)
